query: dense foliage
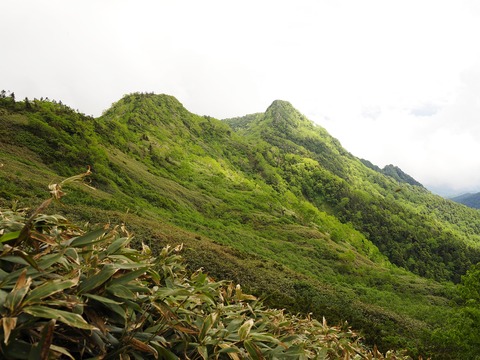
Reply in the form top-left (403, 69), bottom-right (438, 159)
top-left (226, 100), bottom-right (480, 283)
top-left (0, 176), bottom-right (410, 359)
top-left (3, 92), bottom-right (480, 357)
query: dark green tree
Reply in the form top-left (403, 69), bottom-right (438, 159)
top-left (460, 264), bottom-right (480, 304)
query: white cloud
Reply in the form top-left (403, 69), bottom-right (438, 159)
top-left (2, 0), bottom-right (480, 194)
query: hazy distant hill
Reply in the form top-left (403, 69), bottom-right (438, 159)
top-left (2, 92), bottom-right (480, 358)
top-left (451, 192), bottom-right (480, 209)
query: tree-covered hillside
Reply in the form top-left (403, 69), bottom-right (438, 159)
top-left (2, 92), bottom-right (480, 358)
top-left (226, 100), bottom-right (480, 282)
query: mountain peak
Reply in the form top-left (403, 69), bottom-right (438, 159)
top-left (101, 92), bottom-right (191, 128)
top-left (104, 92), bottom-right (186, 115)
top-left (267, 99), bottom-right (295, 110)
top-left (382, 164), bottom-right (424, 187)
top-left (125, 92), bottom-right (185, 110)
top-left (360, 160), bottom-right (424, 187)
top-left (264, 100), bottom-right (312, 132)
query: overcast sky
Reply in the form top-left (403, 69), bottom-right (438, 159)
top-left (2, 0), bottom-right (480, 195)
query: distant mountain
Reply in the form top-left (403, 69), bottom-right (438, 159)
top-left (3, 93), bottom-right (480, 358)
top-left (451, 192), bottom-right (480, 209)
top-left (360, 159), bottom-right (424, 187)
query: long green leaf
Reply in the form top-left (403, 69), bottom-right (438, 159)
top-left (109, 268), bottom-right (148, 286)
top-left (5, 270), bottom-right (32, 312)
top-left (63, 248), bottom-right (79, 263)
top-left (103, 302), bottom-right (126, 321)
top-left (0, 268), bottom-right (9, 281)
top-left (198, 345), bottom-right (208, 360)
top-left (110, 262), bottom-right (151, 270)
top-left (13, 250), bottom-right (39, 270)
top-left (69, 228), bottom-right (107, 248)
top-left (37, 252), bottom-right (63, 269)
top-left (0, 230), bottom-right (20, 243)
top-left (83, 293), bottom-right (123, 305)
top-left (23, 305), bottom-right (94, 330)
top-left (106, 236), bottom-right (131, 255)
top-left (243, 340), bottom-right (262, 360)
top-left (199, 313), bottom-right (218, 341)
top-left (284, 345), bottom-right (307, 357)
top-left (0, 266), bottom-right (44, 289)
top-left (238, 319), bottom-right (254, 341)
top-left (78, 264), bottom-right (118, 294)
top-left (217, 345), bottom-right (241, 354)
top-left (106, 284), bottom-right (136, 300)
top-left (24, 277), bottom-right (79, 305)
top-left (0, 255), bottom-right (29, 265)
top-left (154, 345), bottom-right (180, 360)
top-left (155, 288), bottom-right (192, 297)
top-left (251, 333), bottom-right (281, 344)
top-left (0, 289), bottom-right (9, 308)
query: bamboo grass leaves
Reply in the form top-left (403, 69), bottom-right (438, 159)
top-left (0, 208), bottom-right (412, 359)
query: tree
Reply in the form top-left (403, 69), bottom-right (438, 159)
top-left (460, 264), bottom-right (480, 304)
top-left (24, 97), bottom-right (32, 110)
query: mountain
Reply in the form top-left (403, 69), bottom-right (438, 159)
top-left (451, 192), bottom-right (480, 209)
top-left (2, 92), bottom-right (480, 358)
top-left (226, 100), bottom-right (480, 281)
top-left (360, 159), bottom-right (424, 187)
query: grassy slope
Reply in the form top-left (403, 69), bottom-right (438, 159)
top-left (1, 94), bottom-right (480, 358)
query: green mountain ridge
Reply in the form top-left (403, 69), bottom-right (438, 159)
top-left (226, 99), bottom-right (480, 281)
top-left (2, 92), bottom-right (480, 358)
top-left (360, 159), bottom-right (424, 187)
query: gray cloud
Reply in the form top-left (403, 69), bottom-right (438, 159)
top-left (410, 103), bottom-right (441, 117)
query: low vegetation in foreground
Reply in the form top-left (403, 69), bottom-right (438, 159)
top-left (0, 175), bottom-right (410, 359)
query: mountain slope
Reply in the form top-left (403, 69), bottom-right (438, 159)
top-left (226, 100), bottom-right (480, 281)
top-left (2, 93), bottom-right (480, 358)
top-left (451, 192), bottom-right (480, 209)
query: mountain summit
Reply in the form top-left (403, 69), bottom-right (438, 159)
top-left (361, 159), bottom-right (424, 187)
top-left (225, 100), bottom-right (351, 177)
top-left (264, 100), bottom-right (313, 131)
